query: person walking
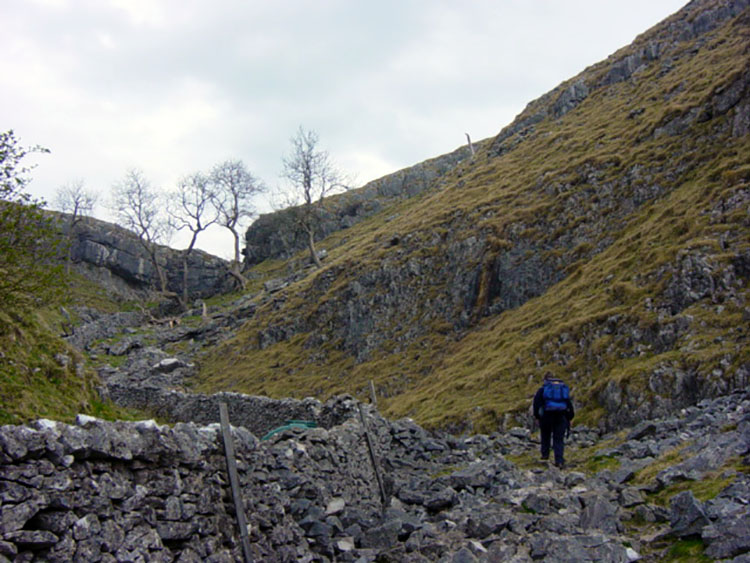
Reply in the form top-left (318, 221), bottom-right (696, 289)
top-left (533, 373), bottom-right (574, 468)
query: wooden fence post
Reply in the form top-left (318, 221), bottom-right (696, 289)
top-left (219, 403), bottom-right (254, 563)
top-left (358, 403), bottom-right (388, 510)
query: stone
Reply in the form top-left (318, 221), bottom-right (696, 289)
top-left (4, 530), bottom-right (58, 549)
top-left (424, 487), bottom-right (458, 511)
top-left (335, 537), bottom-right (355, 552)
top-left (263, 278), bottom-right (288, 294)
top-left (156, 521), bottom-right (197, 541)
top-left (362, 519), bottom-right (401, 549)
top-left (0, 542), bottom-right (16, 558)
top-left (101, 519), bottom-right (125, 553)
top-left (451, 546), bottom-right (478, 563)
top-left (466, 510), bottom-right (511, 539)
top-left (164, 496), bottom-right (183, 520)
top-left (564, 471), bottom-right (587, 487)
top-left (244, 144), bottom-right (471, 266)
top-left (0, 376), bottom-right (748, 562)
top-left (325, 497), bottom-right (345, 515)
top-left (153, 358), bottom-right (185, 373)
top-left (0, 480), bottom-right (31, 503)
top-left (0, 430), bottom-right (28, 460)
top-left (108, 337), bottom-right (142, 356)
top-left (0, 495), bottom-right (49, 533)
top-left (703, 511), bottom-right (750, 559)
top-left (619, 487), bottom-right (645, 508)
top-left (626, 547), bottom-right (641, 561)
top-left (64, 214), bottom-right (234, 299)
top-left (580, 496), bottom-right (620, 534)
top-left (73, 513), bottom-right (101, 540)
top-left (669, 491), bottom-right (709, 538)
top-left (447, 459), bottom-right (505, 491)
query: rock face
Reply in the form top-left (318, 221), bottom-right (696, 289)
top-left (0, 390), bottom-right (748, 561)
top-left (243, 142), bottom-right (476, 266)
top-left (56, 213), bottom-right (234, 300)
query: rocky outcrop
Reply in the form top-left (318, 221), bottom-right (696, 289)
top-left (55, 213), bottom-right (234, 301)
top-left (1, 389), bottom-right (748, 561)
top-left (243, 143), bottom-right (477, 266)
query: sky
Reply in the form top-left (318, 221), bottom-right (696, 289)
top-left (1, 0), bottom-right (687, 259)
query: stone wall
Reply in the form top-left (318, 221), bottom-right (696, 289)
top-left (0, 399), bottom-right (383, 562)
top-left (102, 385), bottom-right (360, 439)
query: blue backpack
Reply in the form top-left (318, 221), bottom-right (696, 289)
top-left (542, 379), bottom-right (570, 412)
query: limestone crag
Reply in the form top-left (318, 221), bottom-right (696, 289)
top-left (55, 213), bottom-right (234, 300)
top-left (1, 390), bottom-right (749, 561)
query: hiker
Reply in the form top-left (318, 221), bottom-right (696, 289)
top-left (533, 372), bottom-right (574, 468)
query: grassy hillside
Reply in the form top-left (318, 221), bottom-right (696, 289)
top-left (198, 2), bottom-right (750, 432)
top-left (0, 271), bottom-right (147, 425)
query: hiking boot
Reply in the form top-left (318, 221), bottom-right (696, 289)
top-left (554, 461), bottom-right (565, 469)
top-left (539, 457), bottom-right (549, 465)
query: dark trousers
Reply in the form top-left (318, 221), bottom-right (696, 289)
top-left (540, 413), bottom-right (567, 465)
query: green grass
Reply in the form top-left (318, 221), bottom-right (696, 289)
top-left (0, 305), bottom-right (152, 425)
top-left (664, 539), bottom-right (711, 562)
top-left (87, 398), bottom-right (148, 422)
top-left (1, 310), bottom-right (97, 424)
top-left (61, 270), bottom-right (145, 316)
top-left (649, 471), bottom-right (735, 507)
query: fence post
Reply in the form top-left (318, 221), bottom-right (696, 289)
top-left (358, 403), bottom-right (388, 510)
top-left (219, 403), bottom-right (254, 563)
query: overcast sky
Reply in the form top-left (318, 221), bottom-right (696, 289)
top-left (1, 0), bottom-right (687, 258)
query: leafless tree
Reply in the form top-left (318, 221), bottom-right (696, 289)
top-left (111, 169), bottom-right (172, 293)
top-left (281, 127), bottom-right (348, 268)
top-left (55, 179), bottom-right (98, 228)
top-left (210, 159), bottom-right (264, 288)
top-left (168, 171), bottom-right (218, 307)
top-left (54, 180), bottom-right (99, 272)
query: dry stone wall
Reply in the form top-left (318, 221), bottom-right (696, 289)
top-left (0, 401), bottom-right (382, 562)
top-left (102, 386), bottom-right (359, 440)
top-left (1, 391), bottom-right (750, 561)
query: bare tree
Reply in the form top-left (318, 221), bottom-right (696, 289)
top-left (54, 180), bottom-right (99, 272)
top-left (281, 127), bottom-right (347, 268)
top-left (111, 169), bottom-right (172, 293)
top-left (168, 171), bottom-right (218, 307)
top-left (55, 179), bottom-right (98, 228)
top-left (210, 159), bottom-right (264, 288)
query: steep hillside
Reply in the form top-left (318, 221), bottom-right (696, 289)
top-left (199, 0), bottom-right (750, 433)
top-left (0, 280), bottom-right (144, 425)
